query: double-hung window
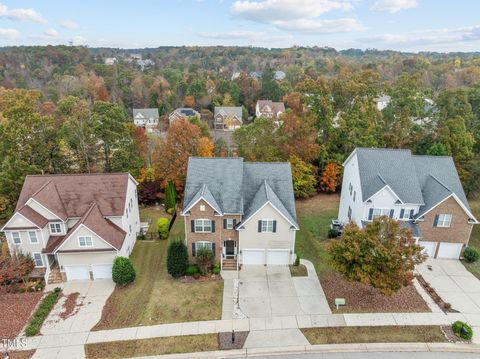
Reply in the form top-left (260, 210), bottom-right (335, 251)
top-left (78, 236), bottom-right (93, 247)
top-left (195, 241), bottom-right (213, 251)
top-left (436, 214), bottom-right (452, 228)
top-left (33, 253), bottom-right (44, 267)
top-left (261, 219), bottom-right (274, 233)
top-left (49, 222), bottom-right (62, 234)
top-left (12, 232), bottom-right (21, 244)
top-left (225, 218), bottom-right (234, 229)
top-left (28, 231), bottom-right (38, 244)
top-left (400, 209), bottom-right (415, 220)
top-left (195, 219), bottom-right (212, 233)
top-left (372, 208), bottom-right (390, 219)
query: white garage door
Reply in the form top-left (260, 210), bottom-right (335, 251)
top-left (418, 241), bottom-right (437, 257)
top-left (266, 250), bottom-right (290, 265)
top-left (242, 249), bottom-right (265, 265)
top-left (65, 265), bottom-right (90, 281)
top-left (92, 264), bottom-right (113, 279)
top-left (437, 243), bottom-right (463, 259)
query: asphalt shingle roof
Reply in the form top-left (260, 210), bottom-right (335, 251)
top-left (183, 158), bottom-right (297, 227)
top-left (133, 108), bottom-right (159, 119)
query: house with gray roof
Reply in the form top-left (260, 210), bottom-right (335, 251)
top-left (214, 106), bottom-right (243, 131)
top-left (133, 108), bottom-right (159, 134)
top-left (339, 148), bottom-right (478, 259)
top-left (181, 157), bottom-right (298, 269)
top-left (168, 107), bottom-right (201, 125)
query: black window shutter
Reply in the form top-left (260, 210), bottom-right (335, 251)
top-left (368, 208), bottom-right (374, 220)
top-left (400, 209), bottom-right (405, 218)
top-left (211, 243), bottom-right (215, 256)
top-left (258, 220), bottom-right (262, 232)
top-left (223, 219), bottom-right (227, 229)
top-left (389, 209), bottom-right (394, 218)
top-left (233, 219), bottom-right (237, 228)
top-left (273, 220), bottom-right (277, 233)
top-left (211, 220), bottom-right (215, 233)
top-left (192, 243), bottom-right (196, 257)
top-left (433, 215), bottom-right (439, 227)
top-left (409, 209), bottom-right (414, 219)
top-left (191, 220), bottom-right (195, 232)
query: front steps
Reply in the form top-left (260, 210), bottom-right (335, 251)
top-left (222, 259), bottom-right (238, 270)
top-left (48, 268), bottom-right (63, 284)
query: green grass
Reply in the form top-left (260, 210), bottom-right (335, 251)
top-left (85, 334), bottom-right (218, 359)
top-left (25, 289), bottom-right (61, 336)
top-left (94, 210), bottom-right (223, 330)
top-left (463, 197), bottom-right (480, 278)
top-left (138, 205), bottom-right (171, 237)
top-left (301, 326), bottom-right (447, 344)
top-left (295, 194), bottom-right (339, 273)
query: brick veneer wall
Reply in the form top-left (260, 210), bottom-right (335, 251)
top-left (417, 196), bottom-right (474, 244)
top-left (184, 199), bottom-right (240, 262)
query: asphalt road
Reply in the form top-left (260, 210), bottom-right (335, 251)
top-left (254, 352), bottom-right (478, 359)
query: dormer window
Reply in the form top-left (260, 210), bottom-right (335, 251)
top-left (49, 222), bottom-right (62, 234)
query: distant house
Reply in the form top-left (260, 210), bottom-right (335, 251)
top-left (375, 95), bottom-right (436, 124)
top-left (250, 71), bottom-right (263, 79)
top-left (137, 59), bottom-right (155, 71)
top-left (168, 108), bottom-right (201, 124)
top-left (104, 57), bottom-right (117, 66)
top-left (274, 71), bottom-right (286, 81)
top-left (339, 148), bottom-right (478, 259)
top-left (214, 107), bottom-right (243, 131)
top-left (231, 71), bottom-right (241, 80)
top-left (375, 95), bottom-right (391, 111)
top-left (133, 108), bottom-right (159, 134)
top-left (255, 100), bottom-right (285, 124)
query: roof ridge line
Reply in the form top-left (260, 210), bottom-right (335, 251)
top-left (264, 180), bottom-right (270, 201)
top-left (30, 179), bottom-right (53, 199)
top-left (377, 173), bottom-right (387, 185)
top-left (429, 174), bottom-right (451, 192)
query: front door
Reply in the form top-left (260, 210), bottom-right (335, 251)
top-left (224, 240), bottom-right (236, 259)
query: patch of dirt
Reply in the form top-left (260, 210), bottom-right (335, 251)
top-left (218, 331), bottom-right (248, 350)
top-left (320, 271), bottom-right (430, 313)
top-left (59, 292), bottom-right (81, 320)
top-left (296, 193), bottom-right (340, 212)
top-left (2, 350), bottom-right (36, 359)
top-left (441, 325), bottom-right (470, 343)
top-left (289, 264), bottom-right (308, 277)
top-left (178, 274), bottom-right (222, 283)
top-left (0, 292), bottom-right (43, 339)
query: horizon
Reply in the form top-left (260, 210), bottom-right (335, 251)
top-left (0, 1), bottom-right (479, 52)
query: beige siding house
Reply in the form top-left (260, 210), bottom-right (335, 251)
top-left (1, 173), bottom-right (140, 283)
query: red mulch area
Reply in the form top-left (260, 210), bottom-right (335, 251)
top-left (0, 292), bottom-right (43, 339)
top-left (178, 275), bottom-right (221, 283)
top-left (59, 292), bottom-right (81, 320)
top-left (3, 350), bottom-right (36, 359)
top-left (320, 271), bottom-right (430, 313)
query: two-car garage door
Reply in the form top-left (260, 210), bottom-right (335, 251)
top-left (242, 249), bottom-right (290, 265)
top-left (418, 241), bottom-right (463, 259)
top-left (64, 264), bottom-right (112, 281)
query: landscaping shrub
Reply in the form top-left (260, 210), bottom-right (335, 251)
top-left (212, 263), bottom-right (221, 275)
top-left (464, 247), bottom-right (479, 263)
top-left (327, 228), bottom-right (340, 238)
top-left (294, 255), bottom-right (300, 266)
top-left (165, 180), bottom-right (177, 213)
top-left (186, 264), bottom-right (200, 276)
top-left (452, 321), bottom-right (473, 340)
top-left (196, 248), bottom-right (215, 274)
top-left (157, 217), bottom-right (170, 240)
top-left (137, 232), bottom-right (146, 241)
top-left (112, 257), bottom-right (136, 286)
top-left (193, 272), bottom-right (201, 279)
top-left (25, 289), bottom-right (61, 336)
top-left (167, 241), bottom-right (188, 278)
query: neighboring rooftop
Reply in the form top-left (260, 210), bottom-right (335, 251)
top-left (133, 108), bottom-right (159, 119)
top-left (214, 107), bottom-right (243, 121)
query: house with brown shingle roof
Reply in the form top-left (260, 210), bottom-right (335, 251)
top-left (1, 173), bottom-right (140, 283)
top-left (255, 100), bottom-right (285, 125)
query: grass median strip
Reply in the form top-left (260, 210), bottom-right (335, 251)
top-left (85, 334), bottom-right (218, 359)
top-left (25, 288), bottom-right (61, 336)
top-left (301, 326), bottom-right (447, 344)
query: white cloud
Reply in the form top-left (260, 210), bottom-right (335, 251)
top-left (60, 20), bottom-right (78, 30)
top-left (0, 3), bottom-right (47, 23)
top-left (199, 30), bottom-right (292, 42)
top-left (232, 0), bottom-right (353, 22)
top-left (359, 24), bottom-right (480, 48)
top-left (44, 28), bottom-right (59, 37)
top-left (371, 0), bottom-right (417, 13)
top-left (0, 28), bottom-right (20, 40)
top-left (274, 18), bottom-right (364, 33)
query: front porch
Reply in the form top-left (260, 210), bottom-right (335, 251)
top-left (221, 239), bottom-right (238, 271)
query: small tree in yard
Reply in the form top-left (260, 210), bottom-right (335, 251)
top-left (196, 248), bottom-right (215, 274)
top-left (0, 243), bottom-right (35, 286)
top-left (328, 217), bottom-right (426, 295)
top-left (164, 180), bottom-right (177, 213)
top-left (157, 217), bottom-right (170, 240)
top-left (112, 257), bottom-right (136, 286)
top-left (167, 241), bottom-right (188, 278)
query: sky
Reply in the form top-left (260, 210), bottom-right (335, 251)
top-left (0, 0), bottom-right (479, 52)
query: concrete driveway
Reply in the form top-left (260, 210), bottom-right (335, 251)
top-left (417, 258), bottom-right (480, 315)
top-left (41, 279), bottom-right (115, 334)
top-left (238, 260), bottom-right (331, 318)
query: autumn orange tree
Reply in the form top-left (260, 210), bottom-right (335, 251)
top-left (328, 217), bottom-right (426, 295)
top-left (278, 112), bottom-right (319, 162)
top-left (319, 162), bottom-right (342, 193)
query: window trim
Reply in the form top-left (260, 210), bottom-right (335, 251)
top-left (436, 214), bottom-right (452, 228)
top-left (261, 219), bottom-right (274, 233)
top-left (372, 208), bottom-right (391, 220)
top-left (195, 241), bottom-right (213, 251)
top-left (49, 222), bottom-right (62, 234)
top-left (28, 231), bottom-right (39, 244)
top-left (194, 219), bottom-right (212, 233)
top-left (11, 231), bottom-right (21, 245)
top-left (32, 252), bottom-right (44, 267)
top-left (78, 236), bottom-right (94, 247)
top-left (225, 218), bottom-right (234, 230)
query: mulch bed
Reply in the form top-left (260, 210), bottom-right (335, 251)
top-left (320, 271), bottom-right (430, 313)
top-left (416, 274), bottom-right (457, 313)
top-left (178, 274), bottom-right (221, 283)
top-left (0, 292), bottom-right (43, 339)
top-left (2, 350), bottom-right (36, 359)
top-left (218, 331), bottom-right (248, 350)
top-left (289, 264), bottom-right (308, 277)
top-left (59, 292), bottom-right (81, 320)
top-left (441, 325), bottom-right (471, 343)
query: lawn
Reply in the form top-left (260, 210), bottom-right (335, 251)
top-left (463, 196), bottom-right (480, 278)
top-left (295, 194), bottom-right (429, 313)
top-left (85, 334), bottom-right (218, 359)
top-left (301, 326), bottom-right (447, 344)
top-left (93, 208), bottom-right (223, 330)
